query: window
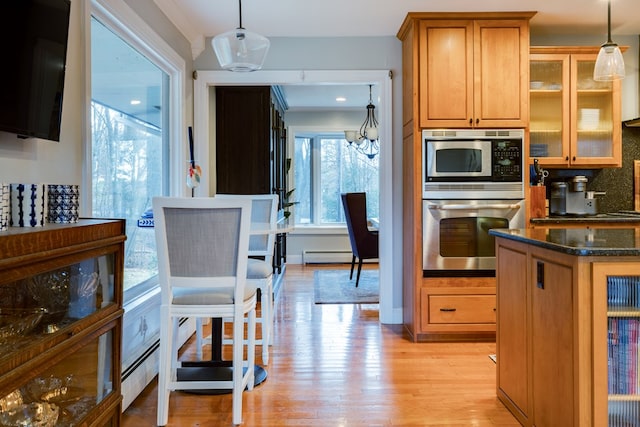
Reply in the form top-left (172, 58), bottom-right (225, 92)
top-left (89, 13), bottom-right (172, 301)
top-left (293, 132), bottom-right (379, 225)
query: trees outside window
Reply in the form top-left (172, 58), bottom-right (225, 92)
top-left (293, 133), bottom-right (379, 226)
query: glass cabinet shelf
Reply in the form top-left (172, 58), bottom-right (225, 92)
top-left (0, 328), bottom-right (116, 426)
top-left (606, 274), bottom-right (640, 426)
top-left (0, 252), bottom-right (117, 362)
top-left (530, 46), bottom-right (622, 167)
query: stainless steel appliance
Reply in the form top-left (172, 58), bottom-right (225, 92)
top-left (423, 199), bottom-right (525, 273)
top-left (422, 129), bottom-right (525, 275)
top-left (549, 175), bottom-right (606, 216)
top-left (423, 129), bottom-right (524, 199)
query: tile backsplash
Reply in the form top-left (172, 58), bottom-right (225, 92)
top-left (541, 126), bottom-right (640, 214)
top-left (590, 126), bottom-right (640, 213)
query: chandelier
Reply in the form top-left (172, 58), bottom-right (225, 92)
top-left (344, 85), bottom-right (379, 159)
top-left (593, 0), bottom-right (625, 81)
top-left (211, 0), bottom-right (270, 72)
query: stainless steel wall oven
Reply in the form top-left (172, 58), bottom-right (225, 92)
top-left (422, 129), bottom-right (525, 276)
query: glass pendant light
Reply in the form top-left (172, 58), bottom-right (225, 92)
top-left (593, 0), bottom-right (625, 81)
top-left (212, 0), bottom-right (270, 72)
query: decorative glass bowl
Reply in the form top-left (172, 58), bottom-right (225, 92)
top-left (0, 307), bottom-right (45, 343)
top-left (0, 402), bottom-right (59, 427)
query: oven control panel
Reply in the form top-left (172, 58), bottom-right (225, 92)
top-left (492, 140), bottom-right (522, 181)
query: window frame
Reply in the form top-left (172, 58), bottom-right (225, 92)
top-left (293, 131), bottom-right (380, 227)
top-left (84, 0), bottom-right (187, 302)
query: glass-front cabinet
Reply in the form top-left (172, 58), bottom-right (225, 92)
top-left (0, 219), bottom-right (125, 426)
top-left (593, 263), bottom-right (640, 426)
top-left (530, 46), bottom-right (623, 168)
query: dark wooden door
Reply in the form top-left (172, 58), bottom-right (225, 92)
top-left (216, 86), bottom-right (272, 194)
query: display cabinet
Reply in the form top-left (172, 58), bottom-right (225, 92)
top-left (593, 263), bottom-right (640, 426)
top-left (0, 219), bottom-right (125, 426)
top-left (530, 46), bottom-right (624, 168)
top-left (215, 85), bottom-right (288, 275)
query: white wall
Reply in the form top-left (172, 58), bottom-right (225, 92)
top-left (0, 0), bottom-right (194, 213)
top-left (0, 0), bottom-right (84, 187)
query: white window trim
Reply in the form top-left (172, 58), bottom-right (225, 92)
top-left (290, 127), bottom-right (379, 227)
top-left (82, 0), bottom-right (188, 214)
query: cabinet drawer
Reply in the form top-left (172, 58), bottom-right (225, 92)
top-left (429, 295), bottom-right (496, 324)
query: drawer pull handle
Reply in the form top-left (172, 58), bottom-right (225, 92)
top-left (440, 307), bottom-right (456, 312)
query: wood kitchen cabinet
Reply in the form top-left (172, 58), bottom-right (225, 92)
top-left (494, 228), bottom-right (640, 427)
top-left (420, 277), bottom-right (497, 340)
top-left (417, 15), bottom-right (532, 128)
top-left (530, 46), bottom-right (624, 168)
top-left (396, 12), bottom-right (534, 341)
top-left (0, 219), bottom-right (125, 426)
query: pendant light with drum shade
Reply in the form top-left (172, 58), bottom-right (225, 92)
top-left (593, 0), bottom-right (625, 81)
top-left (212, 0), bottom-right (270, 72)
top-left (344, 85), bottom-right (380, 159)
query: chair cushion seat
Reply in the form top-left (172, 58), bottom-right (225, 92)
top-left (247, 258), bottom-right (272, 280)
top-left (172, 283), bottom-right (258, 305)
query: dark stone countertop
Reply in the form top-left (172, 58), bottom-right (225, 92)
top-left (489, 227), bottom-right (640, 256)
top-left (530, 212), bottom-right (640, 225)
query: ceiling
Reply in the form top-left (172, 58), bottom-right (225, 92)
top-left (93, 0), bottom-right (640, 123)
top-left (155, 0), bottom-right (640, 39)
top-left (151, 0), bottom-right (639, 111)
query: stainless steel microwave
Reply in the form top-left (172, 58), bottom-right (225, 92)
top-left (422, 129), bottom-right (525, 199)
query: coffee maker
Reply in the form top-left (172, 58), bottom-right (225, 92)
top-left (549, 175), bottom-right (605, 216)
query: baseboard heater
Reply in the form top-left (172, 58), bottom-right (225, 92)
top-left (302, 250), bottom-right (353, 264)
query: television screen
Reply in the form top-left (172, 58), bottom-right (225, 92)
top-left (0, 0), bottom-right (71, 141)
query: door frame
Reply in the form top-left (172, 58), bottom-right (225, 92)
top-left (192, 70), bottom-right (396, 324)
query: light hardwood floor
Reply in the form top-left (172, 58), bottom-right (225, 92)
top-left (121, 264), bottom-right (519, 426)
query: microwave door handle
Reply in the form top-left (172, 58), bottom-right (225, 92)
top-left (428, 203), bottom-right (521, 211)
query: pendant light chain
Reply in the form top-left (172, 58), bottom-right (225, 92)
top-left (606, 0), bottom-right (612, 44)
top-left (237, 0), bottom-right (243, 30)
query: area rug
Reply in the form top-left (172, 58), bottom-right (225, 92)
top-left (314, 269), bottom-right (379, 304)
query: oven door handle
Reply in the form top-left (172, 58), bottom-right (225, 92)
top-left (427, 203), bottom-right (521, 211)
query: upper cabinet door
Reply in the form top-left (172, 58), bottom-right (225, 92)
top-left (530, 47), bottom-right (623, 168)
top-left (419, 20), bottom-right (474, 128)
top-left (529, 52), bottom-right (571, 165)
top-left (570, 53), bottom-right (622, 167)
top-left (473, 19), bottom-right (529, 128)
top-left (418, 18), bottom-right (529, 129)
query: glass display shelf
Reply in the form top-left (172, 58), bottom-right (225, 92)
top-left (0, 254), bottom-right (116, 362)
top-left (0, 329), bottom-right (116, 427)
top-left (606, 275), bottom-right (640, 427)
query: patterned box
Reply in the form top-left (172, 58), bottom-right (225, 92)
top-left (47, 184), bottom-right (80, 224)
top-left (0, 183), bottom-right (9, 231)
top-left (10, 183), bottom-right (47, 227)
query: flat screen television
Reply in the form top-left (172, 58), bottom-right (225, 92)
top-left (0, 0), bottom-right (71, 141)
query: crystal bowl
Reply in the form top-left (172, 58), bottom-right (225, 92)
top-left (0, 308), bottom-right (45, 342)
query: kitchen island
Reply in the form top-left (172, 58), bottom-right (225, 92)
top-left (490, 227), bottom-right (640, 427)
